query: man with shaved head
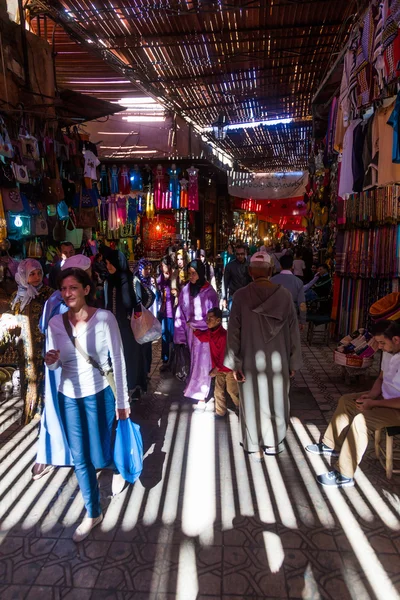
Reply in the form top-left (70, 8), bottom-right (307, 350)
top-left (225, 252), bottom-right (302, 460)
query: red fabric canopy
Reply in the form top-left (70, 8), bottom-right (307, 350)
top-left (232, 196), bottom-right (307, 225)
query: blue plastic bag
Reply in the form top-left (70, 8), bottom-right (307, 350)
top-left (113, 419), bottom-right (143, 484)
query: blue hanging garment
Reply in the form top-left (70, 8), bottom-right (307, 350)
top-left (113, 419), bottom-right (143, 484)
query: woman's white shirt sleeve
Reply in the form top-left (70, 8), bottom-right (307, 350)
top-left (103, 312), bottom-right (130, 410)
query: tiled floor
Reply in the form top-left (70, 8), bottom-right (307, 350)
top-left (1, 339), bottom-right (400, 600)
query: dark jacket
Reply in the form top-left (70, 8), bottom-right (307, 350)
top-left (223, 259), bottom-right (252, 299)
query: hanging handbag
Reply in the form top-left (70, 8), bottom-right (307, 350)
top-left (11, 162), bottom-right (29, 184)
top-left (21, 192), bottom-right (39, 216)
top-left (56, 200), bottom-right (69, 221)
top-left (43, 176), bottom-right (65, 205)
top-left (53, 217), bottom-right (66, 242)
top-left (43, 150), bottom-right (65, 204)
top-left (114, 419), bottom-right (143, 484)
top-left (19, 133), bottom-right (40, 161)
top-left (0, 162), bottom-right (16, 188)
top-left (27, 238), bottom-right (43, 258)
top-left (76, 187), bottom-right (98, 228)
top-left (65, 218), bottom-right (83, 249)
top-left (1, 187), bottom-right (23, 212)
top-left (34, 211), bottom-right (49, 236)
top-left (0, 117), bottom-right (13, 158)
top-left (62, 312), bottom-right (117, 395)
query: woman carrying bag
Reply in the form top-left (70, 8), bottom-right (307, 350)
top-left (45, 267), bottom-right (131, 542)
top-left (101, 246), bottom-right (148, 398)
top-left (133, 258), bottom-right (157, 377)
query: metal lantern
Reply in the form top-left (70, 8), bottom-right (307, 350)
top-left (212, 113), bottom-right (229, 140)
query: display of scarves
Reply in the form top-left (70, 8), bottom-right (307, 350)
top-left (337, 225), bottom-right (399, 280)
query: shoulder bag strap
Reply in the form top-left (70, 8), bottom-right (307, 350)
top-left (62, 312), bottom-right (104, 375)
top-left (62, 312), bottom-right (117, 395)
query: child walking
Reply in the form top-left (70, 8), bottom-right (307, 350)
top-left (191, 307), bottom-right (239, 417)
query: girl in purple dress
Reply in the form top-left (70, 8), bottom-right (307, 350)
top-left (157, 258), bottom-right (178, 368)
top-left (174, 260), bottom-right (218, 400)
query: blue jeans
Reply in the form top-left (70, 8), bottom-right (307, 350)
top-left (161, 317), bottom-right (174, 362)
top-left (58, 386), bottom-right (115, 518)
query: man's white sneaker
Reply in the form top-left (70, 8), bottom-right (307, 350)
top-left (72, 514), bottom-right (103, 543)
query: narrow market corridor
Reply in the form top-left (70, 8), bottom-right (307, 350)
top-left (1, 340), bottom-right (400, 600)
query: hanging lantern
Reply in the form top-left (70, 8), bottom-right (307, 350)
top-left (212, 112), bottom-right (229, 140)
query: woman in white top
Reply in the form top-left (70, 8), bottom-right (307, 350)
top-left (45, 267), bottom-right (130, 542)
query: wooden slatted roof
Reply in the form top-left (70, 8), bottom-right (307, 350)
top-left (29, 0), bottom-right (370, 171)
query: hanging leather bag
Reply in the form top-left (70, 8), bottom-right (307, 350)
top-left (1, 187), bottom-right (24, 212)
top-left (53, 217), bottom-right (66, 242)
top-left (76, 187), bottom-right (98, 228)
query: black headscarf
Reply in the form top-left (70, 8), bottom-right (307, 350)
top-left (101, 246), bottom-right (138, 316)
top-left (188, 259), bottom-right (206, 297)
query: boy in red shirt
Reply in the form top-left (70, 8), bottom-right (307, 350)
top-left (191, 307), bottom-right (239, 417)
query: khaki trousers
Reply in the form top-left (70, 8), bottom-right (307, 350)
top-left (323, 392), bottom-right (400, 478)
top-left (214, 371), bottom-right (240, 416)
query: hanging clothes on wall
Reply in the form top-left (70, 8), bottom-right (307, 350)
top-left (100, 164), bottom-right (110, 196)
top-left (130, 165), bottom-right (143, 192)
top-left (187, 166), bottom-right (199, 210)
top-left (153, 164), bottom-right (166, 210)
top-left (180, 177), bottom-right (189, 208)
top-left (110, 165), bottom-right (119, 194)
top-left (119, 164), bottom-right (130, 195)
top-left (167, 164), bottom-right (181, 209)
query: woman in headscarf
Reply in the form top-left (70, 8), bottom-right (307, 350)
top-left (133, 258), bottom-right (157, 376)
top-left (101, 246), bottom-right (148, 396)
top-left (157, 256), bottom-right (178, 368)
top-left (9, 259), bottom-right (54, 423)
top-left (174, 260), bottom-right (218, 401)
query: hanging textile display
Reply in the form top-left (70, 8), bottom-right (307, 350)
top-left (130, 165), bottom-right (143, 191)
top-left (110, 165), bottom-right (119, 194)
top-left (187, 166), bottom-right (199, 210)
top-left (100, 165), bottom-right (110, 196)
top-left (153, 164), bottom-right (166, 210)
top-left (119, 164), bottom-right (130, 195)
top-left (167, 164), bottom-right (181, 209)
top-left (180, 177), bottom-right (188, 208)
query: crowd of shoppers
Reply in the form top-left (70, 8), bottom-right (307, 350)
top-left (2, 232), bottom-right (354, 543)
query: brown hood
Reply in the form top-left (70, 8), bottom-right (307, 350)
top-left (250, 283), bottom-right (292, 342)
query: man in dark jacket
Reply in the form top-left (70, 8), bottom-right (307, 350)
top-left (222, 243), bottom-right (252, 309)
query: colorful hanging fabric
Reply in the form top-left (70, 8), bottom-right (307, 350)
top-left (127, 196), bottom-right (137, 225)
top-left (167, 165), bottom-right (181, 209)
top-left (187, 166), bottom-right (199, 210)
top-left (100, 165), bottom-right (110, 196)
top-left (119, 164), bottom-right (130, 195)
top-left (146, 191), bottom-right (155, 219)
top-left (116, 196), bottom-right (127, 225)
top-left (130, 166), bottom-right (143, 192)
top-left (110, 165), bottom-right (119, 194)
top-left (180, 177), bottom-right (188, 208)
top-left (153, 164), bottom-right (166, 210)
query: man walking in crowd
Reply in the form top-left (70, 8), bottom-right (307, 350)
top-left (191, 307), bottom-right (239, 418)
top-left (304, 263), bottom-right (332, 302)
top-left (222, 243), bottom-right (252, 310)
top-left (306, 320), bottom-right (400, 488)
top-left (271, 254), bottom-right (307, 329)
top-left (225, 252), bottom-right (302, 459)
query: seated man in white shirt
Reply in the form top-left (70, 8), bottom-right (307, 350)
top-left (305, 320), bottom-right (400, 488)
